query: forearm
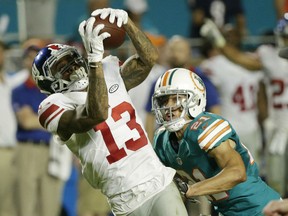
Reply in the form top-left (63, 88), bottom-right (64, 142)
top-left (19, 115), bottom-right (45, 130)
top-left (186, 168), bottom-right (245, 197)
top-left (221, 45), bottom-right (262, 71)
top-left (86, 62), bottom-right (108, 122)
top-left (124, 18), bottom-right (158, 67)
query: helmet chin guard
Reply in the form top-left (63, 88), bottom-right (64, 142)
top-left (152, 68), bottom-right (206, 132)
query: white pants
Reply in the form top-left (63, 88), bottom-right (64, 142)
top-left (126, 182), bottom-right (188, 216)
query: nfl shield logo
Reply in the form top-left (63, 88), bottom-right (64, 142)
top-left (176, 157), bottom-right (183, 165)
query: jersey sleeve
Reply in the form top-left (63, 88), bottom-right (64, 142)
top-left (153, 127), bottom-right (168, 165)
top-left (38, 93), bottom-right (76, 134)
top-left (194, 115), bottom-right (233, 152)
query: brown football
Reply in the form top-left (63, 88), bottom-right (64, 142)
top-left (92, 15), bottom-right (126, 50)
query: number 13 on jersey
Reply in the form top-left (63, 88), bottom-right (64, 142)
top-left (93, 101), bottom-right (148, 164)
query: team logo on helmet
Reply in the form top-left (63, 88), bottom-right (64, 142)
top-left (192, 73), bottom-right (205, 92)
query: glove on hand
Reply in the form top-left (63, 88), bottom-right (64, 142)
top-left (174, 175), bottom-right (200, 203)
top-left (200, 19), bottom-right (226, 48)
top-left (91, 8), bottom-right (128, 27)
top-left (78, 17), bottom-right (111, 63)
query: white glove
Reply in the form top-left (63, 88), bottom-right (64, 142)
top-left (200, 19), bottom-right (226, 48)
top-left (91, 8), bottom-right (128, 28)
top-left (78, 17), bottom-right (111, 63)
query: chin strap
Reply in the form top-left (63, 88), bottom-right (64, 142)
top-left (67, 77), bottom-right (89, 92)
top-left (165, 118), bottom-right (192, 132)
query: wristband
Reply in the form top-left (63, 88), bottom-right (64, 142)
top-left (89, 62), bottom-right (102, 68)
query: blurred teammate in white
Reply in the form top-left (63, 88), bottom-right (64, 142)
top-left (31, 8), bottom-right (188, 216)
top-left (200, 16), bottom-right (288, 197)
top-left (199, 26), bottom-right (267, 165)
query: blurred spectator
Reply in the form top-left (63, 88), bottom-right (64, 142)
top-left (78, 176), bottom-right (112, 216)
top-left (187, 0), bottom-right (247, 39)
top-left (12, 45), bottom-right (64, 216)
top-left (69, 0), bottom-right (110, 43)
top-left (274, 0), bottom-right (288, 20)
top-left (124, 0), bottom-right (159, 35)
top-left (164, 35), bottom-right (221, 114)
top-left (60, 160), bottom-right (79, 216)
top-left (0, 41), bottom-right (27, 216)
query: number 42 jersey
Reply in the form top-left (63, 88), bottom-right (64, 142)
top-left (154, 112), bottom-right (280, 216)
top-left (38, 56), bottom-right (175, 215)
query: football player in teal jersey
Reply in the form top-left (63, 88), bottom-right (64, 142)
top-left (152, 68), bottom-right (281, 216)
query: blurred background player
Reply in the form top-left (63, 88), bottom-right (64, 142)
top-left (200, 15), bottom-right (288, 197)
top-left (0, 40), bottom-right (26, 216)
top-left (261, 46), bottom-right (288, 216)
top-left (199, 25), bottom-right (268, 168)
top-left (12, 44), bottom-right (65, 216)
top-left (187, 0), bottom-right (247, 40)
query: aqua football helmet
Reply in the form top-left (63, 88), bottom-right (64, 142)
top-left (152, 68), bottom-right (206, 132)
top-left (32, 43), bottom-right (88, 95)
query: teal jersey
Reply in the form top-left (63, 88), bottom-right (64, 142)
top-left (154, 112), bottom-right (280, 216)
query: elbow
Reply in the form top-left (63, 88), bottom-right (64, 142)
top-left (234, 169), bottom-right (247, 184)
top-left (152, 50), bottom-right (159, 65)
top-left (151, 50), bottom-right (159, 65)
top-left (99, 110), bottom-right (108, 123)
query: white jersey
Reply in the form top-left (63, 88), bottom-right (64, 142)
top-left (201, 55), bottom-right (263, 135)
top-left (257, 45), bottom-right (288, 130)
top-left (38, 56), bottom-right (175, 215)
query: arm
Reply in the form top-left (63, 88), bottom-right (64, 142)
top-left (57, 18), bottom-right (109, 141)
top-left (220, 46), bottom-right (262, 71)
top-left (16, 105), bottom-right (45, 130)
top-left (200, 19), bottom-right (262, 71)
top-left (257, 80), bottom-right (268, 125)
top-left (57, 64), bottom-right (108, 140)
top-left (186, 139), bottom-right (246, 197)
top-left (121, 17), bottom-right (159, 91)
top-left (263, 199), bottom-right (288, 216)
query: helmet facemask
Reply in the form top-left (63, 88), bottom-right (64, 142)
top-left (152, 68), bottom-right (206, 132)
top-left (152, 88), bottom-right (197, 132)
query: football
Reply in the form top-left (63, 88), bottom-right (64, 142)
top-left (92, 15), bottom-right (126, 50)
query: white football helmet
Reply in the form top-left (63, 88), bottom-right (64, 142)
top-left (152, 68), bottom-right (206, 132)
top-left (32, 43), bottom-right (89, 95)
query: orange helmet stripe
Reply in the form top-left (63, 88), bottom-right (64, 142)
top-left (162, 70), bottom-right (170, 86)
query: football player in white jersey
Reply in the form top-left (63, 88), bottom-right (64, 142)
top-left (199, 31), bottom-right (266, 167)
top-left (31, 8), bottom-right (188, 216)
top-left (200, 17), bottom-right (288, 197)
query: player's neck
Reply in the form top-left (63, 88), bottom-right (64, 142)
top-left (175, 124), bottom-right (189, 140)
